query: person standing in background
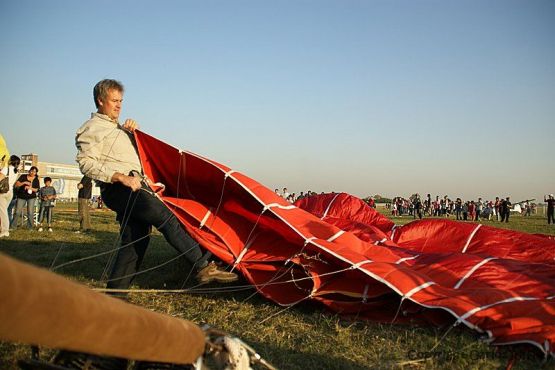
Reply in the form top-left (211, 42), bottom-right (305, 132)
top-left (500, 197), bottom-right (512, 222)
top-left (545, 194), bottom-right (555, 225)
top-left (38, 177), bottom-right (56, 232)
top-left (76, 175), bottom-right (92, 233)
top-left (1, 154), bottom-right (20, 237)
top-left (12, 166), bottom-right (40, 229)
top-left (5, 156), bottom-right (20, 228)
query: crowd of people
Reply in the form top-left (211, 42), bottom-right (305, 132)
top-left (0, 153), bottom-right (100, 237)
top-left (273, 187), bottom-right (324, 203)
top-left (385, 194), bottom-right (552, 223)
top-left (271, 187), bottom-right (555, 225)
top-left (0, 156), bottom-right (60, 236)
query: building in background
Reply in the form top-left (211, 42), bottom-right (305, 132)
top-left (20, 153), bottom-right (100, 201)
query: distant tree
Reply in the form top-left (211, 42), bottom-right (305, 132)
top-left (365, 195), bottom-right (391, 204)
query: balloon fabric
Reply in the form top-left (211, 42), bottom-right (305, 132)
top-left (134, 130), bottom-right (555, 358)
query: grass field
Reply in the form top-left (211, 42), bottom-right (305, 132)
top-left (1, 204), bottom-right (554, 369)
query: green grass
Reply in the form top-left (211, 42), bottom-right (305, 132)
top-left (1, 204), bottom-right (554, 369)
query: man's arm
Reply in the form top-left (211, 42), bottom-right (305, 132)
top-left (110, 119), bottom-right (141, 191)
top-left (76, 125), bottom-right (116, 184)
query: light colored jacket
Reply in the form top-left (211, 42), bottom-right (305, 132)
top-left (75, 113), bottom-right (142, 183)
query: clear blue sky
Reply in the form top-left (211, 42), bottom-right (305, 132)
top-left (1, 0), bottom-right (553, 201)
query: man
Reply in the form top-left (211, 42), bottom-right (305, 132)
top-left (282, 187), bottom-right (290, 200)
top-left (475, 197), bottom-right (483, 221)
top-left (76, 175), bottom-right (92, 233)
top-left (494, 196), bottom-right (500, 221)
top-left (75, 79), bottom-right (237, 293)
top-left (413, 195), bottom-right (422, 220)
top-left (500, 197), bottom-right (512, 222)
top-left (545, 194), bottom-right (555, 225)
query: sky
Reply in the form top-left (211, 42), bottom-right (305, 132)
top-left (1, 0), bottom-right (554, 201)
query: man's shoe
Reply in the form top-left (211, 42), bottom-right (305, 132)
top-left (48, 228), bottom-right (53, 232)
top-left (196, 262), bottom-right (238, 284)
top-left (38, 227), bottom-right (43, 232)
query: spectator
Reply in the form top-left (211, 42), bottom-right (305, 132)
top-left (468, 201), bottom-right (476, 221)
top-left (76, 175), bottom-right (93, 233)
top-left (413, 196), bottom-right (422, 220)
top-left (282, 187), bottom-right (290, 199)
top-left (500, 197), bottom-right (512, 222)
top-left (545, 194), bottom-right (554, 225)
top-left (6, 156), bottom-right (20, 227)
top-left (494, 197), bottom-right (501, 221)
top-left (454, 198), bottom-right (462, 220)
top-left (524, 201), bottom-right (531, 217)
top-left (1, 155), bottom-right (20, 237)
top-left (475, 198), bottom-right (483, 221)
top-left (12, 166), bottom-right (40, 229)
top-left (486, 200), bottom-right (494, 221)
top-left (462, 202), bottom-right (469, 221)
top-left (38, 177), bottom-right (56, 232)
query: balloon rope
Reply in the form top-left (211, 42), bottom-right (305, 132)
top-left (258, 295), bottom-right (313, 325)
top-left (94, 264), bottom-right (354, 294)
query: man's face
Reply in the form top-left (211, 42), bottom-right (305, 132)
top-left (98, 89), bottom-right (123, 121)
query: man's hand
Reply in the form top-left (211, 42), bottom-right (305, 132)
top-left (77, 183), bottom-right (83, 190)
top-left (112, 172), bottom-right (142, 192)
top-left (122, 119), bottom-right (139, 132)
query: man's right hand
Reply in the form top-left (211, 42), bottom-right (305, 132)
top-left (112, 172), bottom-right (142, 192)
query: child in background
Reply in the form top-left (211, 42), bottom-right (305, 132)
top-left (38, 177), bottom-right (56, 232)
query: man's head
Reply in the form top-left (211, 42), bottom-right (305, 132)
top-left (44, 177), bottom-right (52, 186)
top-left (93, 79), bottom-right (124, 121)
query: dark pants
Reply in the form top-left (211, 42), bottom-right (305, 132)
top-left (101, 181), bottom-right (208, 290)
top-left (548, 208), bottom-right (554, 224)
top-left (78, 198), bottom-right (91, 231)
top-left (500, 210), bottom-right (510, 222)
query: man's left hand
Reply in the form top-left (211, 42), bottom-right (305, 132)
top-left (123, 119), bottom-right (139, 132)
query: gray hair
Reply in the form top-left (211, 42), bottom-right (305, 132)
top-left (93, 79), bottom-right (124, 108)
